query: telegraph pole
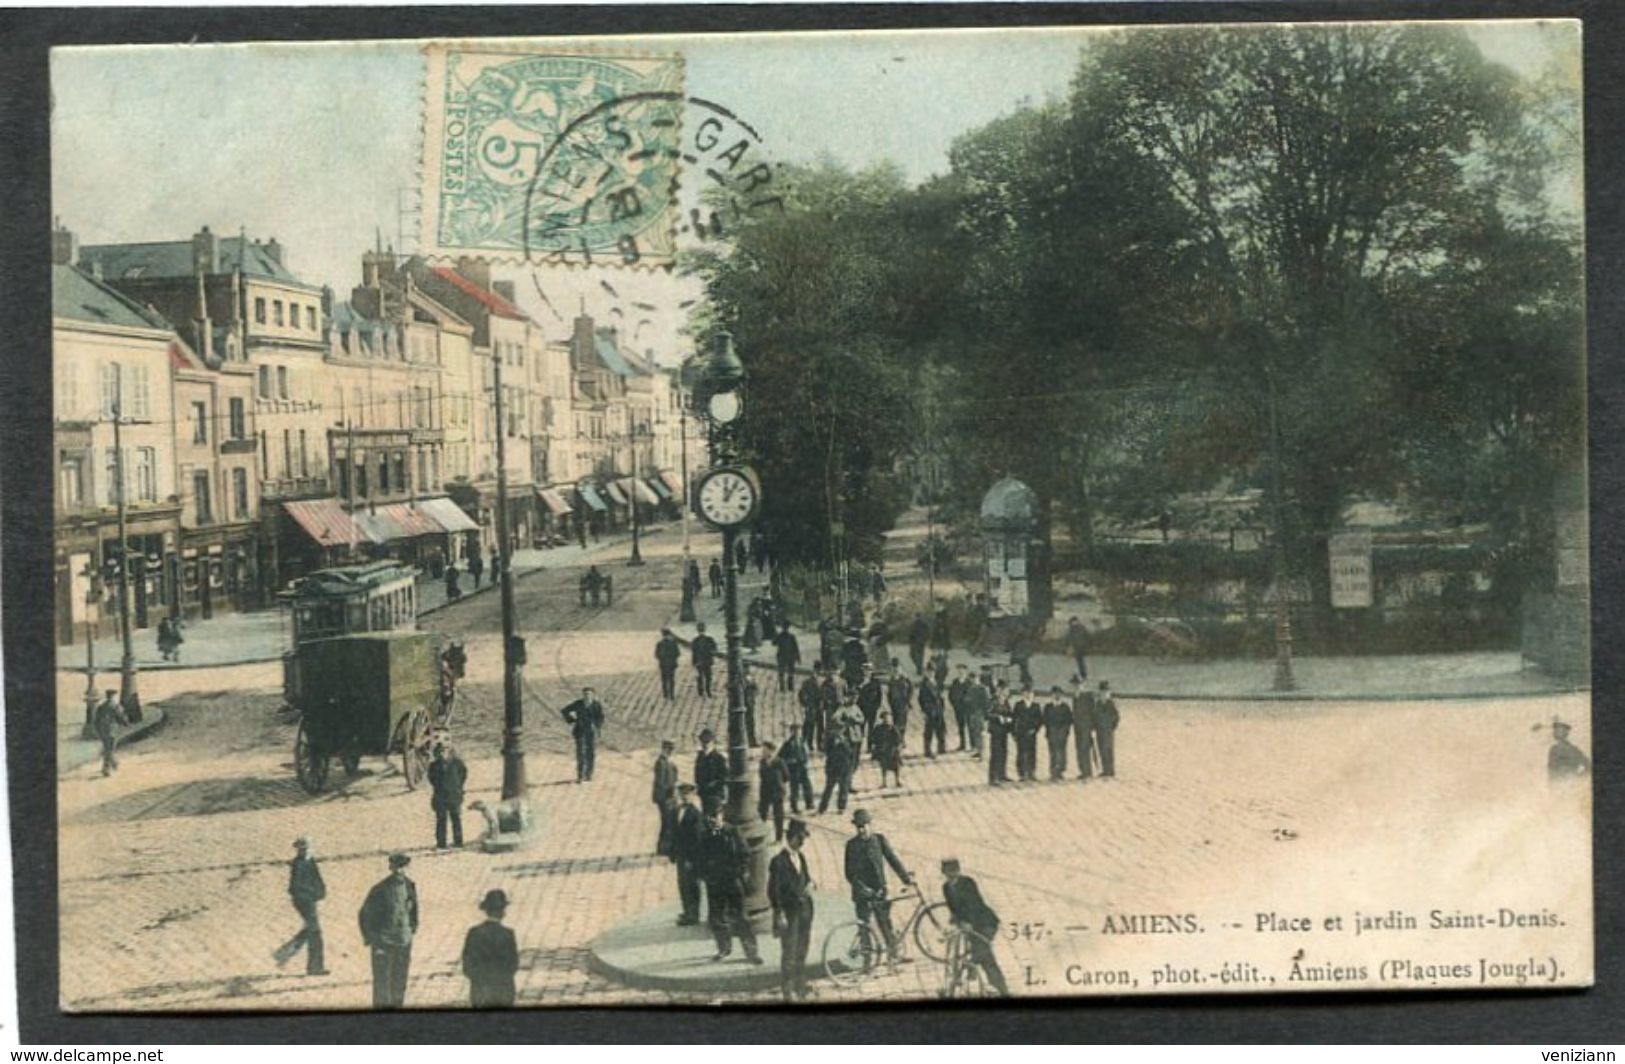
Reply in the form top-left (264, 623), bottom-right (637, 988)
top-left (1266, 367), bottom-right (1297, 692)
top-left (112, 365), bottom-right (139, 715)
top-left (627, 404), bottom-right (644, 566)
top-left (492, 353), bottom-right (527, 799)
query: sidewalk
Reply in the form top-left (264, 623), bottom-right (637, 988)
top-left (55, 527), bottom-right (653, 673)
top-left (57, 702), bottom-right (168, 774)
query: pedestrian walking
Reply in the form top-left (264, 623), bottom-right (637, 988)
top-left (1009, 625), bottom-right (1035, 688)
top-left (775, 625), bottom-right (802, 692)
top-left (780, 723), bottom-right (815, 813)
top-left (156, 616), bottom-right (184, 662)
top-left (1042, 687), bottom-right (1073, 780)
top-left (468, 550), bottom-right (485, 590)
top-left (427, 743), bottom-right (468, 848)
top-left (735, 537), bottom-right (749, 573)
top-left (843, 809), bottom-right (913, 958)
top-left (744, 597), bottom-right (762, 650)
top-left (652, 739), bottom-right (679, 857)
top-left (461, 889), bottom-right (519, 1008)
top-left (743, 664), bottom-right (760, 747)
top-left (817, 670), bottom-right (842, 750)
top-left (1095, 681), bottom-right (1120, 778)
top-left (947, 665), bottom-right (968, 752)
top-left (1066, 616), bottom-right (1089, 682)
top-left (1549, 719), bottom-right (1591, 779)
top-left (695, 728), bottom-right (728, 812)
top-left (870, 713), bottom-right (903, 789)
top-left (584, 564), bottom-right (605, 607)
top-left (358, 853), bottom-right (418, 1009)
top-left (444, 563), bottom-right (461, 602)
top-left (685, 558), bottom-right (702, 601)
top-left (840, 631), bottom-right (869, 693)
top-left (560, 686), bottom-right (605, 783)
top-left (758, 741), bottom-right (788, 842)
top-left (272, 836), bottom-right (327, 976)
top-left (655, 627), bottom-right (681, 701)
top-left (817, 728), bottom-right (854, 816)
top-left (708, 557), bottom-right (724, 598)
top-left (886, 663), bottom-right (913, 749)
top-left (671, 783), bottom-right (705, 926)
top-left (1013, 687), bottom-right (1042, 782)
top-left (907, 615), bottom-right (930, 677)
top-left (919, 675), bottom-right (947, 758)
top-left (700, 806), bottom-right (762, 964)
top-left (692, 623), bottom-right (719, 698)
top-left (930, 607), bottom-right (952, 655)
top-left (1071, 677), bottom-right (1097, 780)
top-left (987, 693), bottom-right (1013, 785)
top-left (856, 668), bottom-right (883, 753)
top-left (92, 690), bottom-right (126, 777)
top-left (940, 859), bottom-right (1011, 996)
top-left (965, 671), bottom-right (991, 760)
top-left (769, 818), bottom-right (816, 1003)
top-left (798, 672), bottom-right (824, 752)
top-left (751, 529), bottom-right (768, 574)
top-left (818, 618), bottom-right (837, 672)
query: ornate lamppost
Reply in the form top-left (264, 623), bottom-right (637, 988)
top-left (691, 331), bottom-right (771, 928)
top-left (1265, 366), bottom-right (1297, 692)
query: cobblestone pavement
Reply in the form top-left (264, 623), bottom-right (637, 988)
top-left (57, 534), bottom-right (1592, 1012)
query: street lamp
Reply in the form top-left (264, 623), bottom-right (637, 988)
top-left (1265, 366), bottom-right (1297, 692)
top-left (627, 406), bottom-right (645, 567)
top-left (692, 331), bottom-right (771, 930)
top-left (79, 560), bottom-right (101, 740)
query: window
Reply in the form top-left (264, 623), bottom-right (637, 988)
top-left (103, 449), bottom-right (120, 505)
top-left (233, 468), bottom-right (249, 518)
top-left (298, 429), bottom-right (308, 477)
top-left (276, 366), bottom-right (289, 400)
top-left (378, 455), bottom-right (389, 493)
top-left (332, 388), bottom-right (345, 426)
top-left (352, 388), bottom-right (364, 428)
top-left (282, 430), bottom-right (292, 479)
top-left (254, 297), bottom-right (266, 324)
top-left (135, 448), bottom-right (156, 502)
top-left (430, 449), bottom-right (439, 487)
top-left (257, 366), bottom-right (271, 398)
top-left (273, 300), bottom-right (284, 327)
top-left (337, 457), bottom-right (350, 500)
top-left (306, 306), bottom-right (317, 331)
top-left (192, 401), bottom-right (208, 444)
top-left (128, 366), bottom-right (150, 420)
top-left (259, 431), bottom-right (268, 478)
top-left (57, 364), bottom-right (80, 420)
top-left (100, 364), bottom-right (119, 418)
top-left (394, 452), bottom-right (407, 493)
top-left (228, 398), bottom-right (245, 439)
top-left (193, 471), bottom-right (212, 524)
top-left (417, 449), bottom-right (428, 489)
top-left (59, 454), bottom-right (84, 508)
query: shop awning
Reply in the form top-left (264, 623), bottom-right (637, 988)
top-left (417, 496), bottom-right (480, 534)
top-left (577, 485), bottom-right (608, 512)
top-left (283, 499), bottom-right (377, 549)
top-left (647, 476), bottom-right (673, 501)
top-left (356, 502), bottom-right (447, 543)
top-left (659, 469), bottom-right (685, 498)
top-left (619, 477), bottom-right (661, 506)
top-left (603, 481), bottom-right (629, 507)
top-left (537, 488), bottom-right (573, 516)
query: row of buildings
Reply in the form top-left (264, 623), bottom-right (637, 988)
top-left (53, 223), bottom-right (701, 646)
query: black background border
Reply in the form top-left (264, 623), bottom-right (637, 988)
top-left (1, 1), bottom-right (1620, 1044)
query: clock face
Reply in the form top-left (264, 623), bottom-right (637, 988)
top-left (697, 469), bottom-right (757, 528)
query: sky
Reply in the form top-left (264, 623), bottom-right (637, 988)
top-left (50, 21), bottom-right (1576, 362)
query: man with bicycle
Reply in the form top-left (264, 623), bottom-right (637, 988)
top-left (844, 809), bottom-right (914, 959)
top-left (940, 858), bottom-right (1011, 996)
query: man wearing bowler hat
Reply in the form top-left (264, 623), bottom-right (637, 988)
top-left (358, 852), bottom-right (419, 1008)
top-left (843, 808), bottom-right (914, 958)
top-left (769, 818), bottom-right (816, 1002)
top-left (461, 888), bottom-right (519, 1007)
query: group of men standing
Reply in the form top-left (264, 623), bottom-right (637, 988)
top-left (980, 676), bottom-right (1120, 785)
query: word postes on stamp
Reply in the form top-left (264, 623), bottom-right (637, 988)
top-left (422, 43), bottom-right (684, 268)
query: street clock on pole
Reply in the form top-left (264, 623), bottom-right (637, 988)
top-left (694, 466), bottom-right (761, 530)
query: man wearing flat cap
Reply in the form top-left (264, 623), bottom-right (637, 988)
top-left (844, 808), bottom-right (913, 958)
top-left (671, 782), bottom-right (707, 926)
top-left (1548, 719), bottom-right (1591, 780)
top-left (695, 727), bottom-right (728, 812)
top-left (941, 858), bottom-right (1011, 996)
top-left (359, 853), bottom-right (419, 1008)
top-left (769, 818), bottom-right (816, 1002)
top-left (272, 836), bottom-right (327, 975)
top-left (428, 743), bottom-right (468, 849)
top-left (462, 888), bottom-right (519, 1008)
top-left (652, 739), bottom-right (680, 857)
top-left (655, 627), bottom-right (682, 701)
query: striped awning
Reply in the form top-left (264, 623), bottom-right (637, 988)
top-left (577, 485), bottom-right (608, 512)
top-left (603, 481), bottom-right (629, 507)
top-left (283, 499), bottom-right (376, 549)
top-left (537, 488), bottom-right (573, 516)
top-left (417, 496), bottom-right (479, 534)
top-left (646, 476), bottom-right (672, 501)
top-left (619, 477), bottom-right (660, 506)
top-left (659, 469), bottom-right (684, 497)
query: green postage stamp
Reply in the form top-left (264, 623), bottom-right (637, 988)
top-left (421, 42), bottom-right (685, 268)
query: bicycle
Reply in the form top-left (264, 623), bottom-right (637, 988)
top-left (938, 923), bottom-right (1004, 999)
top-left (821, 885), bottom-right (952, 987)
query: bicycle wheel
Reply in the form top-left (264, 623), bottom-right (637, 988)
top-left (912, 901), bottom-right (954, 963)
top-left (822, 921), bottom-right (880, 987)
top-left (945, 928), bottom-right (1005, 999)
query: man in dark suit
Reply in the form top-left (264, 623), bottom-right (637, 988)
top-left (987, 691), bottom-right (1013, 785)
top-left (769, 818), bottom-right (816, 1002)
top-left (758, 741), bottom-right (788, 842)
top-left (775, 626), bottom-right (802, 692)
top-left (919, 675), bottom-right (947, 758)
top-left (743, 664), bottom-right (761, 746)
top-left (1095, 681), bottom-right (1120, 777)
top-left (856, 668), bottom-right (884, 753)
top-left (461, 889), bottom-right (519, 1008)
top-left (907, 615), bottom-right (930, 677)
top-left (560, 687), bottom-right (605, 783)
top-left (708, 557), bottom-right (724, 598)
top-left (694, 727), bottom-right (729, 812)
top-left (1066, 616), bottom-right (1090, 681)
top-left (358, 853), bottom-right (418, 1009)
top-left (670, 783), bottom-right (706, 926)
top-left (817, 726), bottom-right (854, 816)
top-left (700, 806), bottom-right (762, 964)
top-left (947, 666), bottom-right (968, 752)
top-left (886, 664), bottom-right (913, 749)
top-left (1071, 677), bottom-right (1098, 780)
top-left (798, 672), bottom-right (824, 752)
top-left (692, 623), bottom-right (719, 697)
top-left (1012, 687), bottom-right (1043, 782)
top-left (843, 808), bottom-right (913, 957)
top-left (818, 670), bottom-right (842, 749)
top-left (92, 690), bottom-right (126, 777)
top-left (428, 743), bottom-right (468, 848)
top-left (941, 858), bottom-right (1011, 996)
top-left (779, 723), bottom-right (814, 814)
top-left (652, 739), bottom-right (679, 856)
top-left (1042, 687), bottom-right (1073, 780)
top-left (272, 836), bottom-right (327, 975)
top-left (655, 627), bottom-right (682, 701)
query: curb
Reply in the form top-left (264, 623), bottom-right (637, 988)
top-left (58, 704), bottom-right (169, 777)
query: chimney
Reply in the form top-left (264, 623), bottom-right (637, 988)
top-left (492, 280), bottom-right (517, 304)
top-left (194, 269), bottom-right (213, 363)
top-left (192, 225), bottom-right (218, 275)
top-left (264, 237), bottom-right (283, 265)
top-left (51, 219), bottom-right (77, 266)
top-left (572, 311), bottom-right (595, 369)
top-left (455, 256), bottom-right (492, 292)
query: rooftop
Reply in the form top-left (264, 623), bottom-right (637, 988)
top-left (52, 264), bottom-right (175, 333)
top-left (79, 235), bottom-right (308, 286)
top-left (426, 266), bottom-right (527, 321)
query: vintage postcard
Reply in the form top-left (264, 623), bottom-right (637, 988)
top-left (49, 21), bottom-right (1589, 1013)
